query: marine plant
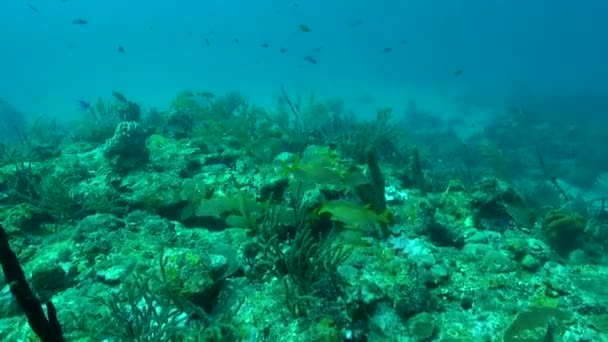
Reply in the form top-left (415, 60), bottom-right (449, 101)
top-left (75, 248), bottom-right (244, 341)
top-left (20, 114), bottom-right (66, 161)
top-left (298, 91), bottom-right (334, 135)
top-left (411, 146), bottom-right (426, 196)
top-left (85, 275), bottom-right (190, 341)
top-left (164, 109), bottom-right (194, 139)
top-left (359, 147), bottom-right (387, 212)
top-left (0, 114), bottom-right (66, 169)
top-left (536, 146), bottom-right (570, 202)
top-left (215, 104), bottom-right (288, 163)
top-left (478, 140), bottom-right (510, 180)
top-left (333, 108), bottom-right (401, 163)
top-left (309, 316), bottom-right (341, 342)
top-left (5, 168), bottom-right (123, 229)
top-left (250, 189), bottom-right (352, 318)
top-left (170, 90), bottom-right (201, 114)
top-left (6, 171), bottom-right (80, 224)
top-left (0, 141), bottom-right (34, 170)
top-left (278, 84), bottom-right (303, 136)
top-left (278, 228), bottom-right (352, 317)
top-left (211, 91), bottom-right (246, 118)
top-left (82, 97), bottom-right (122, 142)
top-left (112, 92), bottom-right (141, 122)
top-left (541, 209), bottom-right (587, 255)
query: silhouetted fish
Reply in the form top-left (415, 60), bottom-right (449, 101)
top-left (72, 19), bottom-right (87, 25)
top-left (112, 91), bottom-right (127, 102)
top-left (27, 4), bottom-right (39, 13)
top-left (280, 48), bottom-right (288, 53)
top-left (454, 69), bottom-right (463, 77)
top-left (304, 56), bottom-right (317, 64)
top-left (299, 24), bottom-right (310, 32)
top-left (349, 19), bottom-right (363, 28)
top-left (383, 47), bottom-right (392, 53)
top-left (233, 38), bottom-right (239, 43)
top-left (204, 38), bottom-right (210, 46)
top-left (260, 43), bottom-right (269, 48)
top-left (117, 45), bottom-right (125, 53)
top-left (77, 99), bottom-right (91, 110)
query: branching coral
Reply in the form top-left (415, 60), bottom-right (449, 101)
top-left (269, 227), bottom-right (351, 317)
top-left (334, 108), bottom-right (400, 163)
top-left (74, 249), bottom-right (243, 341)
top-left (250, 191), bottom-right (352, 317)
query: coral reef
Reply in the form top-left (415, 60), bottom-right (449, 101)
top-left (0, 90), bottom-right (607, 341)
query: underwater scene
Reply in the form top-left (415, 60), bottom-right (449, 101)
top-left (1, 0), bottom-right (608, 341)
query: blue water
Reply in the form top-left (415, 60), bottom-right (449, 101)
top-left (1, 0), bottom-right (607, 123)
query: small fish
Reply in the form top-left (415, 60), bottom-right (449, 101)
top-left (383, 47), bottom-right (392, 53)
top-left (204, 38), bottom-right (210, 46)
top-left (72, 19), bottom-right (88, 25)
top-left (319, 199), bottom-right (389, 232)
top-left (76, 99), bottom-right (91, 110)
top-left (27, 4), bottom-right (39, 13)
top-left (304, 56), bottom-right (317, 64)
top-left (453, 69), bottom-right (463, 77)
top-left (260, 43), bottom-right (269, 48)
top-left (349, 19), bottom-right (363, 28)
top-left (117, 45), bottom-right (125, 53)
top-left (280, 48), bottom-right (288, 53)
top-left (299, 24), bottom-right (310, 32)
top-left (112, 91), bottom-right (127, 102)
top-left (233, 38), bottom-right (239, 43)
top-left (400, 39), bottom-right (408, 45)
